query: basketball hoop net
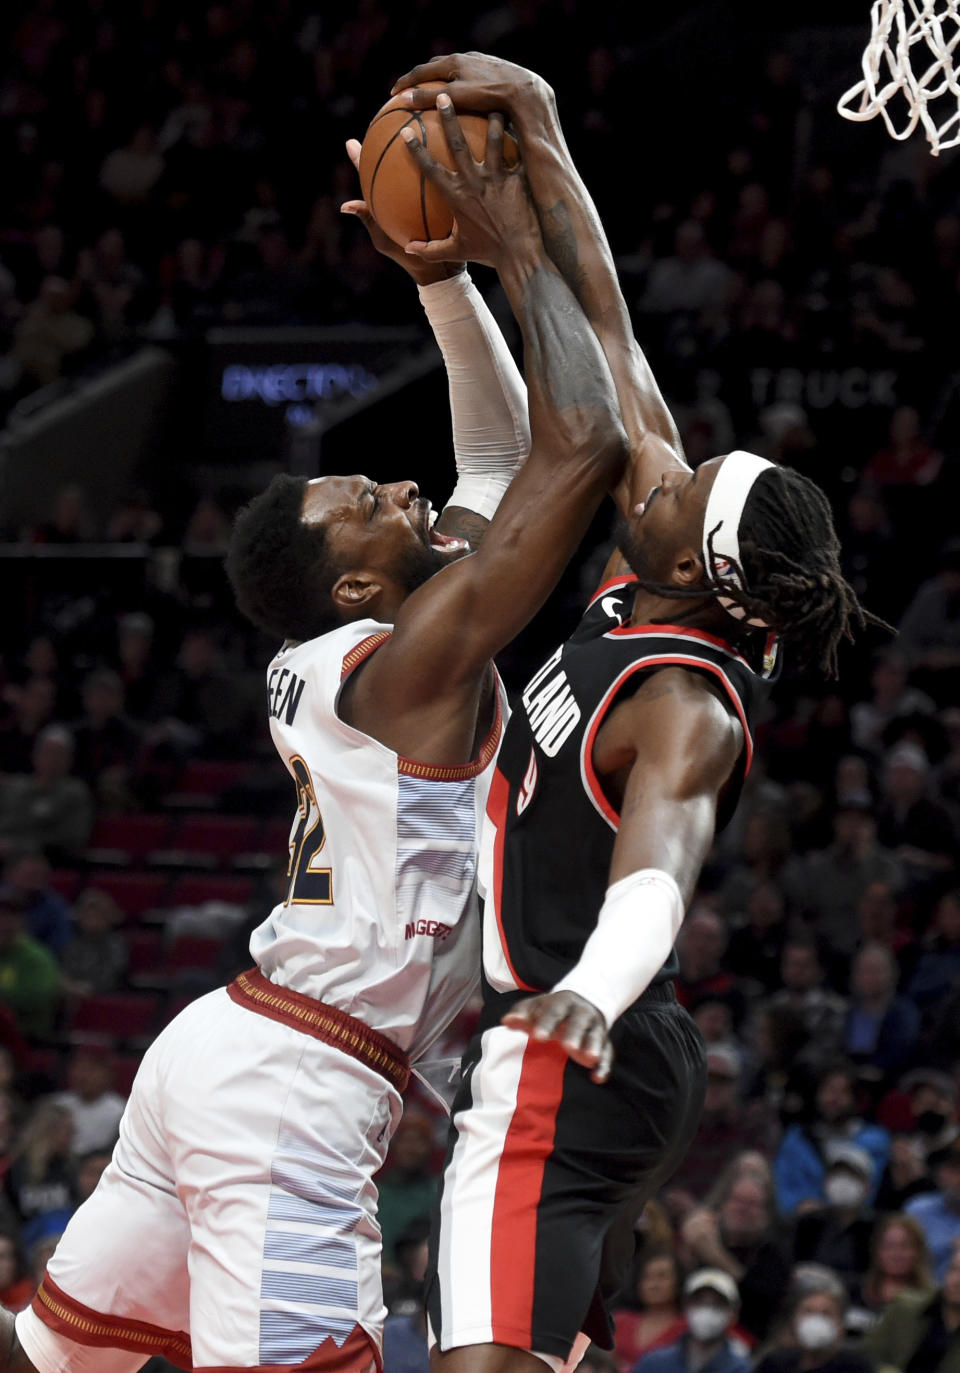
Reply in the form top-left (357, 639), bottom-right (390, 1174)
top-left (838, 0), bottom-right (960, 155)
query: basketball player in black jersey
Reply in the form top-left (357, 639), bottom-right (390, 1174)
top-left (394, 54), bottom-right (886, 1373)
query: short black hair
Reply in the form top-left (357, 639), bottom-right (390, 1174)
top-left (226, 475), bottom-right (341, 642)
top-left (639, 464), bottom-right (890, 677)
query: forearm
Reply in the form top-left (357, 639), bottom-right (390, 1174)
top-left (419, 271), bottom-right (530, 523)
top-left (511, 100), bottom-right (685, 487)
top-left (497, 244), bottom-right (626, 480)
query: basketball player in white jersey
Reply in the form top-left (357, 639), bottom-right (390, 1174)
top-left (0, 110), bottom-right (632, 1373)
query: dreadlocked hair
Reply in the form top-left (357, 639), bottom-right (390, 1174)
top-left (636, 465), bottom-right (892, 678)
top-left (225, 474), bottom-right (341, 642)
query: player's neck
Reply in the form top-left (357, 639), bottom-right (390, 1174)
top-left (627, 587), bottom-right (731, 641)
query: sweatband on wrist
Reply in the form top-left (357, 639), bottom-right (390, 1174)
top-left (419, 272), bottom-right (529, 521)
top-left (553, 868), bottom-right (685, 1028)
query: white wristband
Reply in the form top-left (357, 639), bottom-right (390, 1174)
top-left (553, 869), bottom-right (685, 1029)
top-left (419, 272), bottom-right (529, 521)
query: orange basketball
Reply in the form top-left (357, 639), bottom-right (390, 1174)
top-left (358, 81), bottom-right (519, 246)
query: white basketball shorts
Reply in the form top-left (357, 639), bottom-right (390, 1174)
top-left (16, 981), bottom-right (403, 1372)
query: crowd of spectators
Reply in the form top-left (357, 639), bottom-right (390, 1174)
top-left (1, 2), bottom-right (959, 1372)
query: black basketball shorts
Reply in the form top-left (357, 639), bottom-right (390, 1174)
top-left (425, 983), bottom-right (707, 1363)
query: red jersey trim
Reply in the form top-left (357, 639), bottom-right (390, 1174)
top-left (586, 573), bottom-right (639, 609)
top-left (580, 653), bottom-right (754, 831)
top-left (340, 631), bottom-right (392, 680)
top-left (606, 621), bottom-right (752, 668)
top-left (486, 766), bottom-right (538, 993)
top-left (397, 680), bottom-right (503, 781)
top-left (33, 1278), bottom-right (193, 1368)
top-left (229, 968), bottom-right (410, 1093)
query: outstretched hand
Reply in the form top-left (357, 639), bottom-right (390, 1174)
top-left (340, 138), bottom-right (461, 286)
top-left (502, 990), bottom-right (614, 1084)
top-left (399, 96), bottom-right (538, 269)
top-left (391, 51), bottom-right (553, 123)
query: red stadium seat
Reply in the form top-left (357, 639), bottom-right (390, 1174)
top-left (166, 874), bottom-right (254, 908)
top-left (69, 993), bottom-right (162, 1044)
top-left (167, 760), bottom-right (254, 806)
top-left (126, 928), bottom-right (165, 981)
top-left (160, 814), bottom-right (262, 866)
top-left (164, 933), bottom-right (222, 972)
top-left (86, 814), bottom-right (173, 866)
top-left (83, 871), bottom-right (170, 922)
top-left (48, 869), bottom-right (83, 901)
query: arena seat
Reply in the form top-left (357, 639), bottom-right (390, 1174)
top-left (85, 814), bottom-right (174, 867)
top-left (83, 871), bottom-right (170, 922)
top-left (166, 873), bottom-right (254, 908)
top-left (69, 992), bottom-right (163, 1046)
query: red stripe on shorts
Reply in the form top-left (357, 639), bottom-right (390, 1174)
top-left (196, 1320), bottom-right (380, 1372)
top-left (489, 1037), bottom-right (568, 1347)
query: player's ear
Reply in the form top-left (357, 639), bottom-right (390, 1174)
top-left (672, 545), bottom-right (703, 588)
top-left (332, 570), bottom-right (383, 613)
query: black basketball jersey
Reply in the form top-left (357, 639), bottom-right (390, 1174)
top-left (480, 574), bottom-right (767, 997)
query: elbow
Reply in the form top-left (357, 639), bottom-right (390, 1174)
top-left (583, 414), bottom-right (629, 485)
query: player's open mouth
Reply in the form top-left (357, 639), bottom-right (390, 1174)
top-left (429, 528), bottom-right (469, 553)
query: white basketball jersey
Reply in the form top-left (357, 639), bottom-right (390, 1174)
top-left (249, 620), bottom-right (505, 1062)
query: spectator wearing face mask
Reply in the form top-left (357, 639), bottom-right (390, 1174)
top-left (754, 1279), bottom-right (875, 1372)
top-left (790, 1145), bottom-right (878, 1298)
top-left (633, 1269), bottom-right (751, 1373)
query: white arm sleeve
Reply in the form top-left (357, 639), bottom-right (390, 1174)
top-left (418, 272), bottom-right (530, 521)
top-left (552, 868), bottom-right (685, 1028)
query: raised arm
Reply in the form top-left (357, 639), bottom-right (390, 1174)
top-left (392, 52), bottom-right (690, 518)
top-left (343, 137), bottom-right (529, 552)
top-left (503, 668), bottom-right (741, 1081)
top-left (345, 103), bottom-right (627, 752)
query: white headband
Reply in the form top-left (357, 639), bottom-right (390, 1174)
top-left (702, 450), bottom-right (774, 628)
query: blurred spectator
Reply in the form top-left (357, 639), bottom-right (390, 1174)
top-left (0, 893), bottom-right (60, 1041)
top-left (112, 612), bottom-right (158, 720)
top-left (375, 1113), bottom-right (438, 1271)
top-left (71, 1147), bottom-right (112, 1206)
top-left (8, 277), bottom-right (94, 388)
top-left (875, 1133), bottom-right (936, 1216)
top-left (72, 667), bottom-right (142, 800)
top-left (850, 650), bottom-right (935, 757)
top-left (743, 1003), bottom-right (813, 1125)
top-left (60, 888), bottom-right (128, 997)
top-left (50, 1049), bottom-right (125, 1156)
top-left (641, 221), bottom-right (733, 321)
top-left (791, 799), bottom-right (903, 957)
top-left (675, 909), bottom-right (742, 1020)
top-left (633, 1268), bottom-right (750, 1373)
top-left (106, 490), bottom-right (164, 544)
top-left (30, 484), bottom-right (95, 544)
top-left (864, 405), bottom-right (943, 491)
top-left (906, 890), bottom-right (960, 1021)
top-left (767, 937), bottom-right (847, 1066)
top-left (98, 124), bottom-right (164, 207)
top-left (381, 1303), bottom-right (428, 1373)
top-left (7, 1101), bottom-right (74, 1220)
top-left (897, 539), bottom-right (960, 705)
top-left (864, 1241), bottom-right (960, 1373)
top-left (724, 881), bottom-right (788, 993)
top-left (858, 1213), bottom-right (935, 1321)
top-left (0, 1229), bottom-right (34, 1311)
top-left (754, 1278), bottom-right (874, 1372)
top-left (382, 1213), bottom-right (430, 1315)
top-left (0, 725), bottom-right (95, 863)
top-left (790, 1144), bottom-right (878, 1298)
top-left (905, 1139), bottom-right (960, 1282)
top-left (842, 943), bottom-right (920, 1080)
top-left (1, 848), bottom-right (72, 955)
top-left (774, 1063), bottom-right (890, 1216)
top-left (613, 1248), bottom-right (686, 1372)
top-left (668, 1046), bottom-right (778, 1207)
top-left (679, 1165), bottom-right (791, 1342)
top-left (147, 628), bottom-right (253, 758)
top-left (876, 741), bottom-right (957, 880)
top-left (0, 675), bottom-right (58, 774)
